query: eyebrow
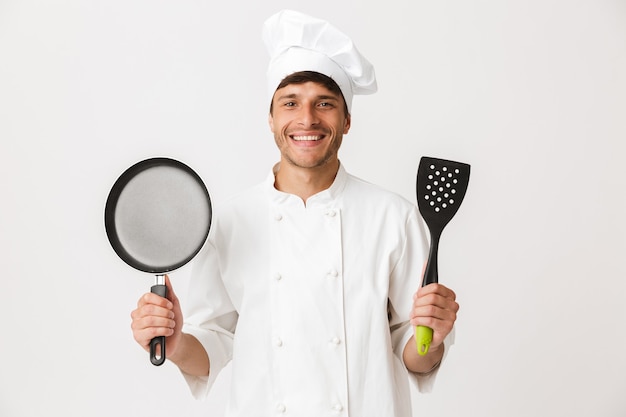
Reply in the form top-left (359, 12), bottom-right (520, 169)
top-left (276, 93), bottom-right (340, 102)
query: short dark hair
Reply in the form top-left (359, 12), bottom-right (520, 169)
top-left (269, 71), bottom-right (349, 116)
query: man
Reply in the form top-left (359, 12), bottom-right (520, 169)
top-left (131, 10), bottom-right (458, 417)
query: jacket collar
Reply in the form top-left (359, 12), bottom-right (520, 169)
top-left (265, 162), bottom-right (348, 207)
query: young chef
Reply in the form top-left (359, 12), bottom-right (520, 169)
top-left (130, 9), bottom-right (459, 417)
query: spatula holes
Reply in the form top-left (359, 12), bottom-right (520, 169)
top-left (420, 160), bottom-right (468, 214)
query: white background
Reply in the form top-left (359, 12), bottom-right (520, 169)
top-left (1, 1), bottom-right (625, 416)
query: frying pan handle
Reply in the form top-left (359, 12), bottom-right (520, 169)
top-left (149, 280), bottom-right (167, 366)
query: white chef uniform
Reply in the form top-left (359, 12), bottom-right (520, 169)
top-left (181, 164), bottom-right (453, 417)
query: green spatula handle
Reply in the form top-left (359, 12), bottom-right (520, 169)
top-left (415, 325), bottom-right (433, 356)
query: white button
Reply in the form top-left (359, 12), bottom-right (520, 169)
top-left (331, 337), bottom-right (341, 345)
top-left (274, 213), bottom-right (283, 221)
top-left (332, 403), bottom-right (343, 412)
top-left (328, 269), bottom-right (339, 278)
top-left (274, 272), bottom-right (282, 281)
top-left (274, 337), bottom-right (283, 347)
top-left (326, 209), bottom-right (336, 217)
top-left (276, 403), bottom-right (286, 413)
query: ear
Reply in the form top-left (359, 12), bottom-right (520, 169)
top-left (268, 113), bottom-right (274, 132)
top-left (343, 114), bottom-right (351, 135)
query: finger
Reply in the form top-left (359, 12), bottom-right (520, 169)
top-left (164, 274), bottom-right (179, 304)
top-left (410, 308), bottom-right (456, 340)
top-left (411, 303), bottom-right (457, 321)
top-left (412, 316), bottom-right (455, 346)
top-left (416, 283), bottom-right (456, 301)
top-left (137, 292), bottom-right (173, 309)
top-left (131, 315), bottom-right (176, 332)
top-left (132, 326), bottom-right (175, 348)
top-left (145, 302), bottom-right (176, 318)
top-left (416, 283), bottom-right (456, 299)
top-left (413, 293), bottom-right (459, 314)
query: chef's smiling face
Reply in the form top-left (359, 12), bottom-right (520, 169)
top-left (269, 81), bottom-right (351, 171)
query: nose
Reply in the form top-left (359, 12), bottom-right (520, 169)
top-left (297, 104), bottom-right (320, 127)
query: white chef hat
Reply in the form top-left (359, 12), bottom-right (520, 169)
top-left (262, 9), bottom-right (377, 112)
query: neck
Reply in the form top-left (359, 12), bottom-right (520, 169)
top-left (274, 159), bottom-right (339, 204)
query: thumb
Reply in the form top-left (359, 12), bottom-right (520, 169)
top-left (163, 274), bottom-right (179, 305)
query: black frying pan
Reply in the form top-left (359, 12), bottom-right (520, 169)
top-left (105, 157), bottom-right (211, 366)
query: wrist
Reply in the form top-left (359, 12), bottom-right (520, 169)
top-left (403, 336), bottom-right (445, 374)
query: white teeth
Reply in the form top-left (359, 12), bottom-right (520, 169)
top-left (292, 135), bottom-right (322, 141)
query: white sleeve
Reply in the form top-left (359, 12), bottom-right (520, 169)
top-left (180, 240), bottom-right (238, 399)
top-left (397, 325), bottom-right (455, 392)
top-left (389, 207), bottom-right (455, 393)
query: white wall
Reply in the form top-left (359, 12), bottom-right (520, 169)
top-left (1, 1), bottom-right (625, 416)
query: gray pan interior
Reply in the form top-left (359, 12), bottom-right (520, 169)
top-left (105, 158), bottom-right (211, 273)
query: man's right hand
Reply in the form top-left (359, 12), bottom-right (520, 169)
top-left (130, 274), bottom-right (183, 359)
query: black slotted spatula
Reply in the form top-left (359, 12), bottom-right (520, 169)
top-left (415, 156), bottom-right (470, 355)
